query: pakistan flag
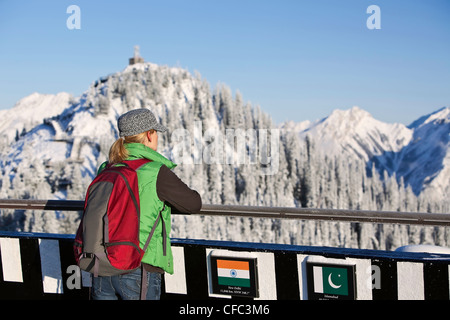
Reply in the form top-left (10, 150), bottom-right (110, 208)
top-left (313, 266), bottom-right (348, 296)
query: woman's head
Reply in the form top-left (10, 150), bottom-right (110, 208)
top-left (108, 108), bottom-right (166, 164)
top-left (117, 108), bottom-right (166, 137)
top-left (108, 130), bottom-right (156, 164)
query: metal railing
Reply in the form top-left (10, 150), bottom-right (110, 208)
top-left (0, 199), bottom-right (449, 227)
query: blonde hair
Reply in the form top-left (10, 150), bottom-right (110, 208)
top-left (108, 130), bottom-right (155, 164)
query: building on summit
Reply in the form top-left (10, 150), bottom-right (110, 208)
top-left (129, 45), bottom-right (144, 65)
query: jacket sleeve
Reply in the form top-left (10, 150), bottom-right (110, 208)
top-left (156, 165), bottom-right (202, 214)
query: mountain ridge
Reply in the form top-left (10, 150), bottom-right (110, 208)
top-left (0, 62), bottom-right (448, 248)
top-left (285, 105), bottom-right (449, 195)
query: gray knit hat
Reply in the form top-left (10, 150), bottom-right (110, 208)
top-left (118, 108), bottom-right (167, 137)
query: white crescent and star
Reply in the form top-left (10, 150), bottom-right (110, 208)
top-left (328, 273), bottom-right (342, 289)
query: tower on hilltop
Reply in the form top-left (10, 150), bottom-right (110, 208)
top-left (129, 45), bottom-right (144, 65)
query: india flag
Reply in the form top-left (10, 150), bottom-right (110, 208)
top-left (217, 259), bottom-right (250, 287)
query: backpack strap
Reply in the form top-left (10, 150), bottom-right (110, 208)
top-left (88, 252), bottom-right (107, 278)
top-left (142, 203), bottom-right (166, 253)
top-left (140, 264), bottom-right (148, 300)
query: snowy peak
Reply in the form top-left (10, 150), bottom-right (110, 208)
top-left (290, 104), bottom-right (449, 195)
top-left (0, 92), bottom-right (73, 144)
top-left (319, 106), bottom-right (391, 142)
top-left (408, 107), bottom-right (450, 129)
top-left (297, 106), bottom-right (413, 160)
top-left (395, 106), bottom-right (450, 194)
top-left (327, 106), bottom-right (372, 123)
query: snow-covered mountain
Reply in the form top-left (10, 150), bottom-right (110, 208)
top-left (291, 106), bottom-right (412, 161)
top-left (398, 107), bottom-right (450, 195)
top-left (283, 106), bottom-right (450, 196)
top-left (0, 92), bottom-right (73, 145)
top-left (0, 61), bottom-right (448, 250)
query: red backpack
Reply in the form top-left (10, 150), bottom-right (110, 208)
top-left (73, 159), bottom-right (152, 277)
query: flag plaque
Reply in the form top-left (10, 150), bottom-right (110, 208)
top-left (306, 262), bottom-right (356, 300)
top-left (209, 256), bottom-right (258, 298)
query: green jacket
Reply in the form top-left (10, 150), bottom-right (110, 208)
top-left (99, 143), bottom-right (177, 274)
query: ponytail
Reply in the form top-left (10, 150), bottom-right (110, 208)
top-left (108, 138), bottom-right (127, 164)
top-left (108, 130), bottom-right (155, 164)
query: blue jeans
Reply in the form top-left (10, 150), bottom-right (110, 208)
top-left (91, 267), bottom-right (161, 300)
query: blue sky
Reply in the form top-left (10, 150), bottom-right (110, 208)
top-left (0, 0), bottom-right (449, 125)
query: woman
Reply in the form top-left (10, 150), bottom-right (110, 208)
top-left (91, 108), bottom-right (202, 300)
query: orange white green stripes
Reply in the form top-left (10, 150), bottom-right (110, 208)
top-left (217, 259), bottom-right (250, 287)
